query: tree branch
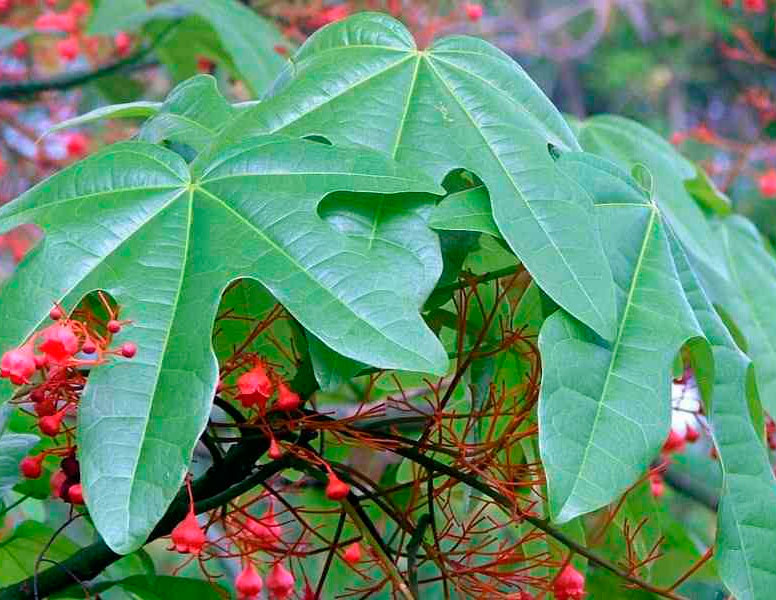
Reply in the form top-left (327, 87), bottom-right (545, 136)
top-left (0, 22), bottom-right (178, 101)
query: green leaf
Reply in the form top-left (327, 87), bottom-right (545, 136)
top-left (685, 164), bottom-right (732, 216)
top-left (578, 115), bottom-right (726, 280)
top-left (711, 216), bottom-right (776, 417)
top-left (0, 136), bottom-right (447, 553)
top-left (171, 0), bottom-right (287, 96)
top-left (429, 186), bottom-right (500, 238)
top-left (44, 102), bottom-right (162, 137)
top-left (213, 13), bottom-right (619, 342)
top-left (539, 159), bottom-right (703, 523)
top-left (671, 231), bottom-right (776, 600)
top-left (116, 576), bottom-right (226, 600)
top-left (0, 522), bottom-right (78, 586)
top-left (308, 333), bottom-right (364, 392)
top-left (137, 75), bottom-right (234, 152)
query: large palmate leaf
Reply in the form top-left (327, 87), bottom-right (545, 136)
top-left (539, 155), bottom-right (703, 522)
top-left (670, 232), bottom-right (776, 600)
top-left (577, 115), bottom-right (726, 280)
top-left (211, 12), bottom-right (618, 341)
top-left (0, 136), bottom-right (447, 553)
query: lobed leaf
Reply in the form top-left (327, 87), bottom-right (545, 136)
top-left (539, 158), bottom-right (703, 522)
top-left (0, 136), bottom-right (447, 553)
top-left (210, 12), bottom-right (619, 342)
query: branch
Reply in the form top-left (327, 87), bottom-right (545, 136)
top-left (0, 22), bottom-right (178, 101)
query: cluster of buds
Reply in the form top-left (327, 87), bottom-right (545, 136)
top-left (4, 295), bottom-right (135, 505)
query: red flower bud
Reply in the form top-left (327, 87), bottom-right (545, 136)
top-left (39, 410), bottom-right (67, 437)
top-left (326, 473), bottom-right (349, 501)
top-left (662, 428), bottom-right (685, 454)
top-left (121, 342), bottom-right (137, 359)
top-left (685, 425), bottom-right (700, 443)
top-left (343, 542), bottom-right (362, 564)
top-left (68, 483), bottom-right (84, 505)
top-left (465, 3), bottom-right (484, 22)
top-left (20, 454), bottom-right (44, 479)
top-left (759, 169), bottom-right (776, 198)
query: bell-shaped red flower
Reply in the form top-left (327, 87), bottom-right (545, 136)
top-left (170, 509), bottom-right (206, 554)
top-left (235, 562), bottom-right (263, 599)
top-left (237, 364), bottom-right (273, 408)
top-left (266, 562), bottom-right (295, 599)
top-left (326, 473), bottom-right (349, 501)
top-left (553, 564), bottom-right (585, 600)
top-left (276, 381), bottom-right (301, 411)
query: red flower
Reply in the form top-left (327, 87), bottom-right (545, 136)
top-left (170, 509), bottom-right (206, 554)
top-left (1, 346), bottom-right (37, 384)
top-left (744, 0), bottom-right (767, 12)
top-left (39, 323), bottom-right (79, 362)
top-left (114, 31), bottom-right (132, 57)
top-left (65, 132), bottom-right (89, 158)
top-left (235, 562), bottom-right (263, 599)
top-left (309, 4), bottom-right (351, 28)
top-left (56, 36), bottom-right (80, 62)
top-left (553, 564), bottom-right (585, 600)
top-left (266, 563), bottom-right (295, 600)
top-left (662, 428), bottom-right (685, 454)
top-left (465, 3), bottom-right (484, 22)
top-left (237, 365), bottom-right (273, 408)
top-left (276, 381), bottom-right (301, 411)
top-left (343, 542), bottom-right (362, 564)
top-left (758, 169), bottom-right (776, 197)
top-left (326, 472), bottom-right (349, 501)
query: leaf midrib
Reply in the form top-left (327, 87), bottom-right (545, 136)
top-left (557, 205), bottom-right (657, 518)
top-left (121, 189), bottom-right (194, 546)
